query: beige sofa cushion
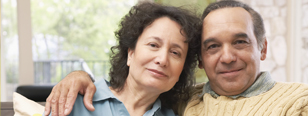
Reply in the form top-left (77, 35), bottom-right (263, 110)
top-left (13, 92), bottom-right (44, 116)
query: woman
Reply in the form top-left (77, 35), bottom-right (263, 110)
top-left (46, 2), bottom-right (201, 116)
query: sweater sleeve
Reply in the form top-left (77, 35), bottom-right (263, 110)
top-left (287, 83), bottom-right (308, 116)
top-left (302, 105), bottom-right (308, 116)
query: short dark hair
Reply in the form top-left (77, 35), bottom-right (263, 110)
top-left (202, 0), bottom-right (266, 49)
top-left (109, 2), bottom-right (201, 109)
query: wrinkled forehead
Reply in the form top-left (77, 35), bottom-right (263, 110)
top-left (203, 7), bottom-right (253, 28)
top-left (202, 7), bottom-right (254, 37)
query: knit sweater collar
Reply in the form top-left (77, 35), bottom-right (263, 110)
top-left (201, 71), bottom-right (276, 99)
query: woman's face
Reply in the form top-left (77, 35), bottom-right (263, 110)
top-left (126, 17), bottom-right (188, 93)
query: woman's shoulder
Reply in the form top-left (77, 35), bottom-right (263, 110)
top-left (154, 106), bottom-right (177, 116)
top-left (70, 79), bottom-right (115, 115)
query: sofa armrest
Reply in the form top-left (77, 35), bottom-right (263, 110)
top-left (16, 85), bottom-right (54, 102)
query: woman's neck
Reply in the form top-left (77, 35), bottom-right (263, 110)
top-left (110, 77), bottom-right (161, 116)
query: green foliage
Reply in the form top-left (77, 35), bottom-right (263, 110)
top-left (195, 67), bottom-right (208, 83)
top-left (2, 0), bottom-right (19, 84)
top-left (2, 0), bottom-right (136, 83)
top-left (155, 0), bottom-right (216, 15)
top-left (5, 62), bottom-right (19, 83)
top-left (31, 0), bottom-right (135, 60)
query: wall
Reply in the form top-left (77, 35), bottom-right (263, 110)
top-left (239, 0), bottom-right (307, 83)
top-left (241, 0), bottom-right (288, 82)
top-left (302, 0), bottom-right (308, 83)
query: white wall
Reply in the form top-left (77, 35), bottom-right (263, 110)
top-left (17, 0), bottom-right (34, 85)
top-left (240, 0), bottom-right (307, 83)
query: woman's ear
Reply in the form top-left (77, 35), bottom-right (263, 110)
top-left (198, 57), bottom-right (203, 69)
top-left (260, 38), bottom-right (268, 61)
top-left (127, 48), bottom-right (134, 66)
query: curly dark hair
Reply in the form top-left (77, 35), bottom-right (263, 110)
top-left (202, 0), bottom-right (266, 49)
top-left (109, 2), bottom-right (201, 110)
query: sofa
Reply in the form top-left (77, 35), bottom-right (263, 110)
top-left (1, 102), bottom-right (46, 116)
top-left (1, 85), bottom-right (53, 116)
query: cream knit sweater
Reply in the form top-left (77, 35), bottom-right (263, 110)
top-left (184, 82), bottom-right (308, 116)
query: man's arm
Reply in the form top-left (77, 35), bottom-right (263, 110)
top-left (44, 71), bottom-right (96, 116)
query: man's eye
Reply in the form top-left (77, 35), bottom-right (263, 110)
top-left (207, 44), bottom-right (219, 49)
top-left (235, 40), bottom-right (248, 44)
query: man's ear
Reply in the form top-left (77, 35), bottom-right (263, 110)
top-left (127, 48), bottom-right (134, 66)
top-left (260, 38), bottom-right (268, 61)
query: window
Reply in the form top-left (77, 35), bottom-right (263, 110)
top-left (2, 0), bottom-right (19, 101)
top-left (1, 0), bottom-right (137, 101)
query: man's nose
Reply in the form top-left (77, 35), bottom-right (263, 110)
top-left (154, 50), bottom-right (169, 67)
top-left (220, 46), bottom-right (236, 64)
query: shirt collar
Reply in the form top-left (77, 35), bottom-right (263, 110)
top-left (92, 79), bottom-right (162, 113)
top-left (92, 79), bottom-right (116, 101)
top-left (201, 71), bottom-right (276, 99)
top-left (143, 99), bottom-right (162, 116)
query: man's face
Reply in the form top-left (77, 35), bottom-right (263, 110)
top-left (200, 7), bottom-right (267, 96)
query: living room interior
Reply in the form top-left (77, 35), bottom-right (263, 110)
top-left (1, 0), bottom-right (308, 115)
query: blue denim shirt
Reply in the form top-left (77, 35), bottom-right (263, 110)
top-left (53, 79), bottom-right (176, 116)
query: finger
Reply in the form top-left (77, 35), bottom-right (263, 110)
top-left (83, 84), bottom-right (96, 111)
top-left (64, 82), bottom-right (79, 115)
top-left (58, 86), bottom-right (69, 116)
top-left (51, 85), bottom-right (61, 116)
top-left (44, 91), bottom-right (54, 116)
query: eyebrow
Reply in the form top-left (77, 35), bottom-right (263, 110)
top-left (234, 33), bottom-right (249, 39)
top-left (202, 32), bottom-right (249, 46)
top-left (152, 36), bottom-right (185, 51)
top-left (202, 37), bottom-right (216, 47)
top-left (152, 36), bottom-right (163, 43)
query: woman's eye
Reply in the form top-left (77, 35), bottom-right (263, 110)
top-left (171, 51), bottom-right (181, 57)
top-left (172, 51), bottom-right (178, 55)
top-left (149, 43), bottom-right (158, 48)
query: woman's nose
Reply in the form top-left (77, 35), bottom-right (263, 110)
top-left (154, 50), bottom-right (169, 67)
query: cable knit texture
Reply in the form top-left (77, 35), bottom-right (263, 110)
top-left (184, 82), bottom-right (308, 116)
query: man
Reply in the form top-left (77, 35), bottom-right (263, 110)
top-left (44, 1), bottom-right (308, 116)
top-left (183, 1), bottom-right (308, 115)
